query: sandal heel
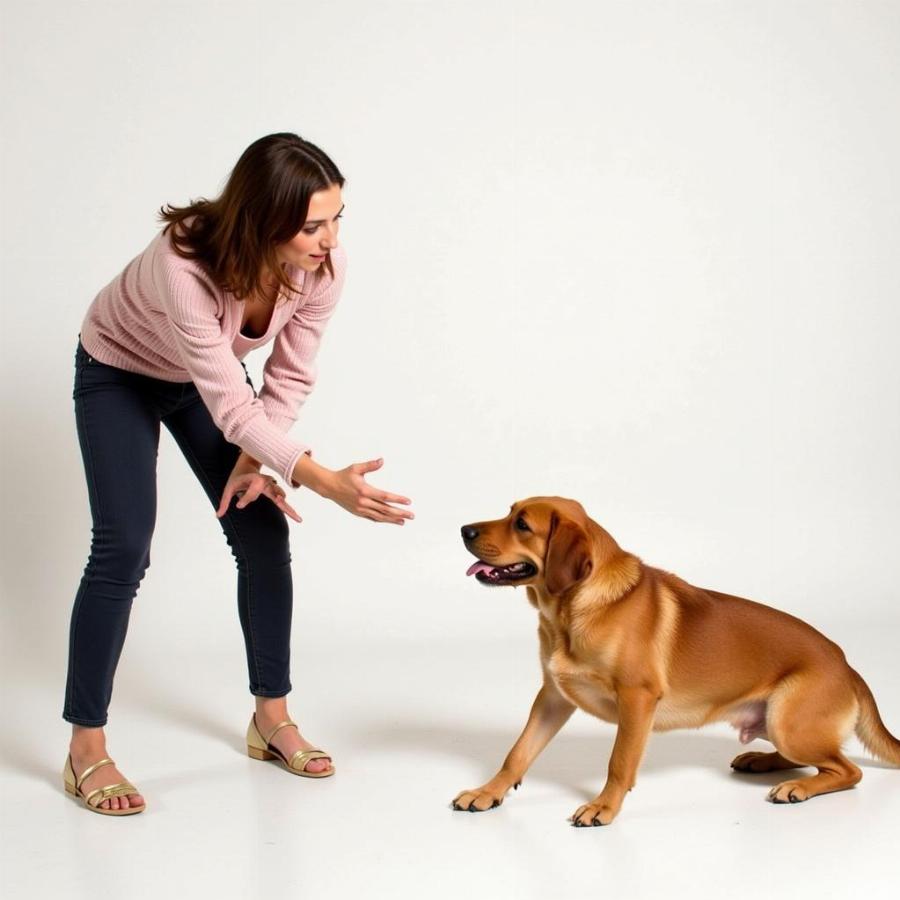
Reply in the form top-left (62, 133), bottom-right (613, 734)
top-left (247, 746), bottom-right (276, 761)
top-left (64, 780), bottom-right (77, 796)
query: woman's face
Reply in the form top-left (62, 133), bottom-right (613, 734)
top-left (277, 183), bottom-right (344, 272)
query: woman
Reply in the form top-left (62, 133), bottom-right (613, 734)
top-left (62, 132), bottom-right (413, 816)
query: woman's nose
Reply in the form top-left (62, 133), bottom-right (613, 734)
top-left (321, 222), bottom-right (339, 249)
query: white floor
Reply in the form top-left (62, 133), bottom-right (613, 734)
top-left (3, 623), bottom-right (899, 900)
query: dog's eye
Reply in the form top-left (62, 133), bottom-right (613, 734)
top-left (514, 516), bottom-right (531, 533)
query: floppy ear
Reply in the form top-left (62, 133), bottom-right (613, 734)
top-left (544, 514), bottom-right (593, 596)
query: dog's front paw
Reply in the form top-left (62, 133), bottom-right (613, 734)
top-left (452, 788), bottom-right (504, 812)
top-left (570, 800), bottom-right (620, 827)
top-left (767, 780), bottom-right (811, 804)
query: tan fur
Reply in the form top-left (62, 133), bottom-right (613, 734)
top-left (452, 497), bottom-right (900, 826)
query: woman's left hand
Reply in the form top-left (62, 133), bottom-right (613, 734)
top-left (217, 469), bottom-right (302, 523)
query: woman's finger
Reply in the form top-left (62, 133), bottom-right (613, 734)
top-left (236, 485), bottom-right (265, 509)
top-left (365, 487), bottom-right (412, 506)
top-left (358, 481), bottom-right (412, 504)
top-left (253, 480), bottom-right (301, 523)
top-left (217, 484), bottom-right (239, 518)
top-left (352, 457), bottom-right (384, 476)
top-left (275, 496), bottom-right (303, 523)
top-left (361, 492), bottom-right (415, 519)
top-left (359, 497), bottom-right (407, 524)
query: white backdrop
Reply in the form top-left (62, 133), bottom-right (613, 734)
top-left (2, 0), bottom-right (899, 698)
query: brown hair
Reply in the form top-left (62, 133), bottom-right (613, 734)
top-left (159, 133), bottom-right (345, 301)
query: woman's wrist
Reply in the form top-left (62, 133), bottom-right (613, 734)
top-left (233, 451), bottom-right (262, 474)
top-left (292, 453), bottom-right (334, 497)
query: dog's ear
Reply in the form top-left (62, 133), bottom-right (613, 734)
top-left (544, 514), bottom-right (593, 596)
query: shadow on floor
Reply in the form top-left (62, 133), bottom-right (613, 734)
top-left (349, 716), bottom-right (890, 794)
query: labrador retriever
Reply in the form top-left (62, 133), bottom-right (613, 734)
top-left (453, 497), bottom-right (899, 826)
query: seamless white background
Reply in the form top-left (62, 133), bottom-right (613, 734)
top-left (2, 2), bottom-right (899, 899)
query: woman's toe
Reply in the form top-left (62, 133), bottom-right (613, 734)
top-left (306, 757), bottom-right (331, 774)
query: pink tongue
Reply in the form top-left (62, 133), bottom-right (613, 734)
top-left (466, 561), bottom-right (496, 577)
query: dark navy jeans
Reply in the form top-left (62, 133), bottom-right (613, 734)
top-left (64, 342), bottom-right (293, 726)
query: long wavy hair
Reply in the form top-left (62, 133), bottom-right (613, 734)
top-left (159, 133), bottom-right (344, 301)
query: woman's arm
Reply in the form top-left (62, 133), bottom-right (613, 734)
top-left (292, 454), bottom-right (413, 525)
top-left (153, 254), bottom-right (310, 484)
top-left (257, 246), bottom-right (346, 432)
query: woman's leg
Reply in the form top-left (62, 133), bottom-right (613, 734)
top-left (163, 389), bottom-right (331, 772)
top-left (163, 393), bottom-right (293, 697)
top-left (64, 344), bottom-right (162, 809)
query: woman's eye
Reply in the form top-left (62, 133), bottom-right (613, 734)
top-left (302, 226), bottom-right (319, 235)
top-left (515, 516), bottom-right (530, 532)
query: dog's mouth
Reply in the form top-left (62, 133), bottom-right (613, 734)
top-left (465, 560), bottom-right (537, 585)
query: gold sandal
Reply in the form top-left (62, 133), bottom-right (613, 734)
top-left (63, 755), bottom-right (146, 816)
top-left (246, 714), bottom-right (334, 778)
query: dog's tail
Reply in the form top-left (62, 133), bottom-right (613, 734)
top-left (852, 668), bottom-right (900, 766)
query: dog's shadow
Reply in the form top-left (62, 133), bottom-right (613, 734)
top-left (352, 718), bottom-right (885, 794)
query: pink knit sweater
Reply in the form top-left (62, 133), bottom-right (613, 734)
top-left (80, 228), bottom-right (347, 485)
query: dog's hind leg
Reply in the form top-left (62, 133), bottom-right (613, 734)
top-left (764, 674), bottom-right (862, 803)
top-left (731, 750), bottom-right (803, 773)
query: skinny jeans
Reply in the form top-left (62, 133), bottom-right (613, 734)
top-left (63, 341), bottom-right (293, 726)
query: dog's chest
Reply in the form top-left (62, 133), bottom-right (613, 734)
top-left (545, 638), bottom-right (619, 719)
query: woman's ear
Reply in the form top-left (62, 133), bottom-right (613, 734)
top-left (544, 514), bottom-right (593, 596)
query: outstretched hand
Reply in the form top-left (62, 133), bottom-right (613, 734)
top-left (217, 470), bottom-right (302, 523)
top-left (326, 457), bottom-right (414, 525)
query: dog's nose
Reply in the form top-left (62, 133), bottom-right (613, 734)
top-left (461, 525), bottom-right (479, 541)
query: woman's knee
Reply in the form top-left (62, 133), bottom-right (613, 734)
top-left (88, 520), bottom-right (155, 582)
top-left (227, 505), bottom-right (291, 565)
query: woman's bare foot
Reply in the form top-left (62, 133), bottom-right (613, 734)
top-left (254, 698), bottom-right (332, 774)
top-left (69, 726), bottom-right (145, 811)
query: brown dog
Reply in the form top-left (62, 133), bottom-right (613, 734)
top-left (453, 497), bottom-right (899, 826)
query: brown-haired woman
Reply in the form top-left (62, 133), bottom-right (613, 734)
top-left (62, 133), bottom-right (413, 816)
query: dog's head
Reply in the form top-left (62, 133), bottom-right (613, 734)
top-left (461, 497), bottom-right (601, 596)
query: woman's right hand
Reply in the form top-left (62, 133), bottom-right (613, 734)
top-left (294, 455), bottom-right (413, 525)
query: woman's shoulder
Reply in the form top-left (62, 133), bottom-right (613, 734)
top-left (145, 226), bottom-right (226, 318)
top-left (152, 225), bottom-right (220, 287)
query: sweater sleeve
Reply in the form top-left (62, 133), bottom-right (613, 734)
top-left (153, 254), bottom-right (309, 485)
top-left (258, 246), bottom-right (347, 432)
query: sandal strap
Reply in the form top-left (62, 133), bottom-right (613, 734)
top-left (84, 781), bottom-right (139, 808)
top-left (75, 757), bottom-right (116, 790)
top-left (262, 719), bottom-right (298, 745)
top-left (288, 749), bottom-right (331, 772)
